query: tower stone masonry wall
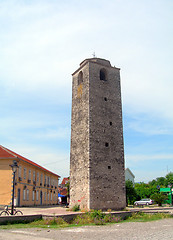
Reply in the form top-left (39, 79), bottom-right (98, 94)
top-left (70, 58), bottom-right (126, 210)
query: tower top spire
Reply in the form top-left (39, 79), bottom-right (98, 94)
top-left (92, 52), bottom-right (96, 58)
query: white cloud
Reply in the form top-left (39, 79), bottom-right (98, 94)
top-left (126, 154), bottom-right (173, 163)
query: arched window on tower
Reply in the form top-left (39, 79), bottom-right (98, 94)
top-left (100, 68), bottom-right (107, 81)
top-left (78, 71), bottom-right (83, 85)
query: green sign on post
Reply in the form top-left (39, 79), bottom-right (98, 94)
top-left (160, 188), bottom-right (173, 205)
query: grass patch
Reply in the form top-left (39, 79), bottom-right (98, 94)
top-left (0, 217), bottom-right (69, 230)
top-left (125, 212), bottom-right (173, 222)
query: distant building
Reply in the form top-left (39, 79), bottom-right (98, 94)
top-left (125, 168), bottom-right (135, 184)
top-left (58, 177), bottom-right (69, 205)
top-left (60, 177), bottom-right (69, 187)
top-left (0, 145), bottom-right (60, 206)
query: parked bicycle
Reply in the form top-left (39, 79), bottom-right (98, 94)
top-left (0, 205), bottom-right (23, 216)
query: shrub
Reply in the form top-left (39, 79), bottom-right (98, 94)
top-left (73, 213), bottom-right (93, 225)
top-left (72, 205), bottom-right (80, 212)
top-left (42, 217), bottom-right (67, 226)
top-left (72, 210), bottom-right (122, 226)
top-left (90, 210), bottom-right (105, 220)
top-left (151, 193), bottom-right (168, 206)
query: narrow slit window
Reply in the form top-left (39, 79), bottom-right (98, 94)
top-left (105, 142), bottom-right (109, 147)
top-left (78, 71), bottom-right (83, 85)
top-left (100, 68), bottom-right (107, 81)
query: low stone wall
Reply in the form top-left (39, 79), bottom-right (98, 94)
top-left (42, 211), bottom-right (133, 223)
top-left (0, 214), bottom-right (42, 225)
top-left (0, 209), bottom-right (171, 225)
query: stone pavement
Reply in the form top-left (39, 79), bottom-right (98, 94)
top-left (1, 218), bottom-right (173, 240)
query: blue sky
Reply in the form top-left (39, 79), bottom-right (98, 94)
top-left (0, 0), bottom-right (173, 183)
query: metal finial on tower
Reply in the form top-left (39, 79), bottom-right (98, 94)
top-left (92, 52), bottom-right (96, 58)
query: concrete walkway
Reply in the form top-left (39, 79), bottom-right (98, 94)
top-left (17, 205), bottom-right (78, 216)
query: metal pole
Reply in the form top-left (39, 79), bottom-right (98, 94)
top-left (11, 171), bottom-right (16, 215)
top-left (171, 187), bottom-right (172, 206)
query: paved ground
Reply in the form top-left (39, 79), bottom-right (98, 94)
top-left (0, 218), bottom-right (173, 240)
top-left (15, 205), bottom-right (173, 216)
top-left (16, 205), bottom-right (76, 216)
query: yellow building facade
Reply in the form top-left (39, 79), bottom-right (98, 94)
top-left (0, 145), bottom-right (60, 207)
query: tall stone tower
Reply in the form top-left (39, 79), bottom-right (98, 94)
top-left (70, 58), bottom-right (126, 210)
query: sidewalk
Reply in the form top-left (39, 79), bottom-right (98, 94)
top-left (17, 205), bottom-right (79, 216)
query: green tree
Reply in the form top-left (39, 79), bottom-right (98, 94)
top-left (151, 192), bottom-right (168, 206)
top-left (126, 180), bottom-right (138, 205)
top-left (165, 172), bottom-right (173, 186)
top-left (135, 182), bottom-right (157, 199)
top-left (148, 179), bottom-right (157, 186)
top-left (156, 177), bottom-right (166, 187)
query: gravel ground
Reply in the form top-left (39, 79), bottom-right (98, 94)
top-left (0, 218), bottom-right (173, 240)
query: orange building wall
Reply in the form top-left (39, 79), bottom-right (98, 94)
top-left (0, 158), bottom-right (59, 207)
top-left (0, 159), bottom-right (14, 205)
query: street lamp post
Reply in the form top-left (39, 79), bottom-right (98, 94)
top-left (10, 160), bottom-right (18, 215)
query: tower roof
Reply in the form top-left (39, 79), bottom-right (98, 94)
top-left (72, 57), bottom-right (120, 76)
top-left (80, 58), bottom-right (111, 67)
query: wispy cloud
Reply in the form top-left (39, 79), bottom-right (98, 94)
top-left (126, 154), bottom-right (173, 163)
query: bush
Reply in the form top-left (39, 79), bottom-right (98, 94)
top-left (90, 210), bottom-right (105, 220)
top-left (42, 217), bottom-right (67, 226)
top-left (151, 193), bottom-right (168, 206)
top-left (72, 205), bottom-right (80, 212)
top-left (72, 210), bottom-right (122, 226)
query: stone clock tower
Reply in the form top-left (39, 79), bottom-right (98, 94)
top-left (70, 58), bottom-right (126, 210)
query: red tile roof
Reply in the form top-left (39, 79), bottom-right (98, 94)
top-left (0, 145), bottom-right (60, 178)
top-left (61, 177), bottom-right (69, 185)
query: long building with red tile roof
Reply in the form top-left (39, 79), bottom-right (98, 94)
top-left (0, 145), bottom-right (60, 206)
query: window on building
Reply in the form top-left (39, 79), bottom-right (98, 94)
top-left (24, 168), bottom-right (26, 179)
top-left (48, 192), bottom-right (49, 201)
top-left (51, 192), bottom-right (52, 201)
top-left (100, 68), bottom-right (107, 81)
top-left (105, 142), bottom-right (109, 147)
top-left (18, 166), bottom-right (22, 178)
top-left (37, 172), bottom-right (39, 183)
top-left (78, 71), bottom-right (83, 85)
top-left (26, 189), bottom-right (29, 201)
top-left (44, 175), bottom-right (46, 185)
top-left (33, 171), bottom-right (35, 181)
top-left (40, 173), bottom-right (43, 184)
top-left (28, 170), bottom-right (31, 180)
top-left (32, 190), bottom-right (35, 201)
top-left (23, 189), bottom-right (26, 200)
top-left (36, 190), bottom-right (39, 201)
top-left (47, 176), bottom-right (50, 186)
top-left (44, 192), bottom-right (46, 201)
